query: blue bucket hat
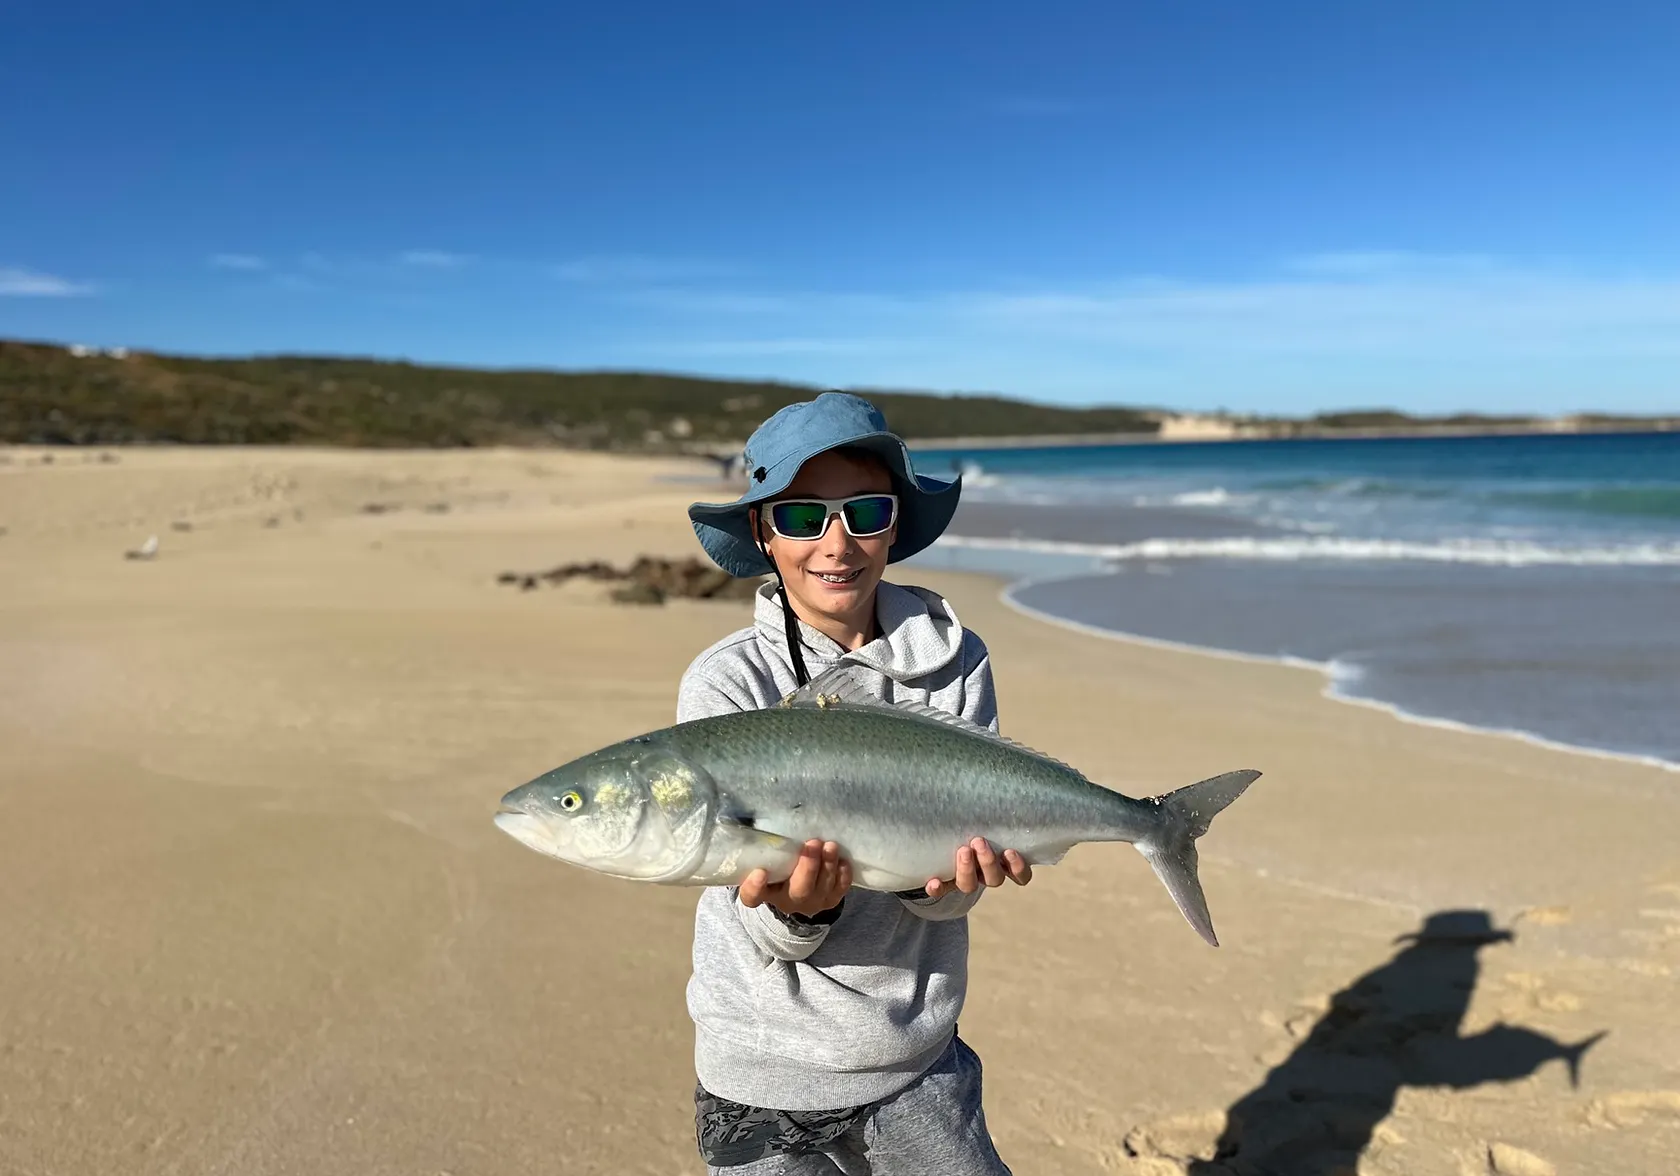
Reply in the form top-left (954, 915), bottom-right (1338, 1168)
top-left (688, 391), bottom-right (961, 578)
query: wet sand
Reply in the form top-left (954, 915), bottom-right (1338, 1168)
top-left (2, 445), bottom-right (1677, 1176)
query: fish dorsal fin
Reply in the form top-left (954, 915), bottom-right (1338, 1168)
top-left (775, 660), bottom-right (1085, 777)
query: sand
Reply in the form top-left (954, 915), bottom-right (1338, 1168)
top-left (1, 444), bottom-right (1676, 1176)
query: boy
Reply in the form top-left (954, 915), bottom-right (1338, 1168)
top-left (679, 392), bottom-right (1032, 1175)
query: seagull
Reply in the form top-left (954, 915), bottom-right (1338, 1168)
top-left (125, 534), bottom-right (160, 561)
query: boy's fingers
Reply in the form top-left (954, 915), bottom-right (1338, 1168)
top-left (785, 841), bottom-right (822, 901)
top-left (738, 869), bottom-right (768, 907)
top-left (972, 838), bottom-right (1005, 887)
top-left (817, 843), bottom-right (840, 899)
top-left (1004, 849), bottom-right (1033, 885)
top-left (954, 845), bottom-right (979, 894)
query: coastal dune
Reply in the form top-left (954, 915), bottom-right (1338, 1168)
top-left (1, 446), bottom-right (1676, 1176)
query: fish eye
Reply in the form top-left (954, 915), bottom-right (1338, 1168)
top-left (559, 791), bottom-right (583, 812)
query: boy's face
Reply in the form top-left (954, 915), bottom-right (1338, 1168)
top-left (755, 450), bottom-right (897, 632)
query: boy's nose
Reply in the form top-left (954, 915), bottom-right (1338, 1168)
top-left (815, 512), bottom-right (855, 554)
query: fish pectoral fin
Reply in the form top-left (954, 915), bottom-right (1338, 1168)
top-left (718, 807), bottom-right (757, 830)
top-left (718, 806), bottom-right (800, 850)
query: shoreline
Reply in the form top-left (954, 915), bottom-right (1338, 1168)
top-left (1000, 574), bottom-right (1680, 777)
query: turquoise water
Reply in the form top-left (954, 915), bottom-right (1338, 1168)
top-left (908, 431), bottom-right (1680, 768)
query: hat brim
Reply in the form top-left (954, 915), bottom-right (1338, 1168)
top-left (688, 431), bottom-right (960, 578)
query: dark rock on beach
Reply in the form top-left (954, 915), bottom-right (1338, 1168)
top-left (498, 555), bottom-right (763, 605)
top-left (610, 581), bottom-right (668, 606)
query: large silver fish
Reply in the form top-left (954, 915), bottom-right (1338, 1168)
top-left (494, 662), bottom-right (1261, 945)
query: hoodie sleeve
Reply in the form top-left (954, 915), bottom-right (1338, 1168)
top-left (897, 628), bottom-right (999, 921)
top-left (677, 646), bottom-right (844, 960)
top-left (735, 894), bottom-right (842, 960)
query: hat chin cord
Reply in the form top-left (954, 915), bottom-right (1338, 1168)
top-left (754, 532), bottom-right (813, 688)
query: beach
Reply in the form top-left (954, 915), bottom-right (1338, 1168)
top-left (2, 445), bottom-right (1677, 1176)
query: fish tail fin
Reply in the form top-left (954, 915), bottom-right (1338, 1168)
top-left (1563, 1030), bottom-right (1607, 1089)
top-left (1135, 769), bottom-right (1261, 948)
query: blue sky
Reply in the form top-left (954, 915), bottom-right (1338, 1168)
top-left (3, 1), bottom-right (1678, 415)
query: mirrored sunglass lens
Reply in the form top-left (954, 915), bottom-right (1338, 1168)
top-left (771, 501), bottom-right (829, 538)
top-left (843, 496), bottom-right (895, 535)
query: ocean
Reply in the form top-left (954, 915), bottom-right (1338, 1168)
top-left (902, 431), bottom-right (1680, 770)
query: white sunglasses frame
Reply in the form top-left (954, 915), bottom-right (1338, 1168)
top-left (759, 493), bottom-right (900, 542)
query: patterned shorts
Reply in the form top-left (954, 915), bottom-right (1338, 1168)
top-left (695, 1087), bottom-right (868, 1167)
top-left (694, 1035), bottom-right (1011, 1175)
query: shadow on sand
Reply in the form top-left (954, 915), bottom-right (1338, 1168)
top-left (1185, 909), bottom-right (1605, 1176)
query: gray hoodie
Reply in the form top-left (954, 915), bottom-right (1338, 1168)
top-left (675, 579), bottom-right (999, 1112)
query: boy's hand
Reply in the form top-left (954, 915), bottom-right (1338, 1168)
top-left (739, 839), bottom-right (852, 918)
top-left (923, 838), bottom-right (1033, 898)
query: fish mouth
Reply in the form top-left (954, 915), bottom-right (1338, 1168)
top-left (494, 810), bottom-right (558, 856)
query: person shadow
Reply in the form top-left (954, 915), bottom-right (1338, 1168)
top-left (1186, 909), bottom-right (1606, 1176)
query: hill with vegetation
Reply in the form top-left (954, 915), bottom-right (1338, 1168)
top-left (0, 340), bottom-right (1162, 449)
top-left (4, 340), bottom-right (1671, 449)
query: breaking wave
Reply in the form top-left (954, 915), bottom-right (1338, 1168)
top-left (1167, 487), bottom-right (1239, 507)
top-left (937, 532), bottom-right (1680, 568)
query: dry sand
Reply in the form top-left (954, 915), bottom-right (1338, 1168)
top-left (2, 445), bottom-right (1677, 1176)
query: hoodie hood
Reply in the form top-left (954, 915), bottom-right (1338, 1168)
top-left (750, 579), bottom-right (965, 683)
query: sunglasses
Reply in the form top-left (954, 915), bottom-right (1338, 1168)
top-left (762, 494), bottom-right (899, 541)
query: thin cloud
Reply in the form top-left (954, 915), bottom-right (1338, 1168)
top-left (951, 263), bottom-right (1680, 357)
top-left (0, 266), bottom-right (95, 296)
top-left (398, 250), bottom-right (473, 268)
top-left (602, 254), bottom-right (1680, 411)
top-left (553, 255), bottom-right (740, 284)
top-left (618, 287), bottom-right (796, 315)
top-left (208, 253), bottom-right (266, 271)
top-left (1284, 250), bottom-right (1499, 278)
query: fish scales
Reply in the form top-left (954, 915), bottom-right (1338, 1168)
top-left (660, 704), bottom-right (1156, 865)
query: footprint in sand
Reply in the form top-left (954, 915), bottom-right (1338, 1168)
top-left (1496, 972), bottom-right (1583, 1015)
top-left (1482, 1141), bottom-right (1556, 1175)
top-left (1121, 1110), bottom-right (1228, 1164)
top-left (1584, 1089), bottom-right (1680, 1130)
top-left (1514, 906), bottom-right (1573, 927)
top-left (1611, 957), bottom-right (1672, 977)
top-left (1617, 907), bottom-right (1680, 955)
